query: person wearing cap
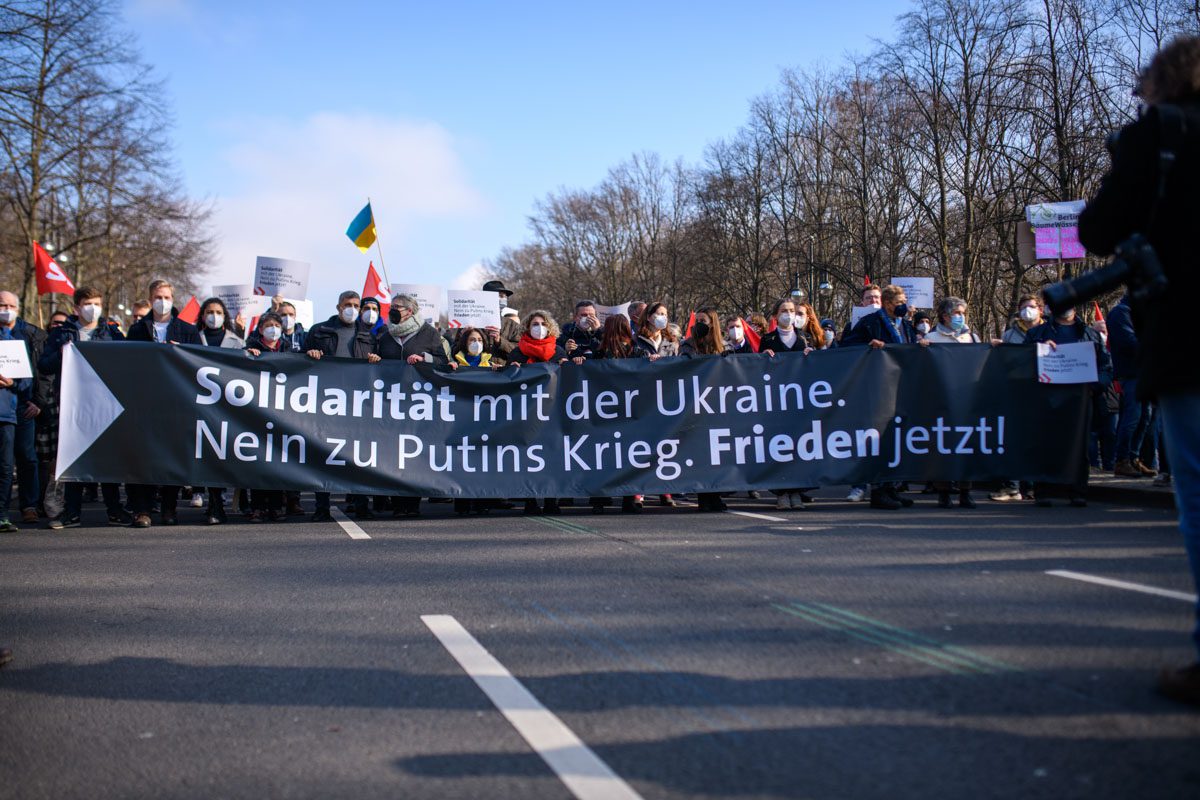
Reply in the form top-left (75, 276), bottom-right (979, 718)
top-left (912, 310), bottom-right (933, 341)
top-left (819, 318), bottom-right (838, 349)
top-left (482, 280), bottom-right (521, 361)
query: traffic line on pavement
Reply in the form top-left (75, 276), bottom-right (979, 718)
top-left (329, 507), bottom-right (371, 540)
top-left (422, 614), bottom-right (643, 800)
top-left (724, 509), bottom-right (788, 522)
top-left (530, 515), bottom-right (595, 536)
top-left (774, 601), bottom-right (1017, 676)
top-left (1045, 570), bottom-right (1197, 603)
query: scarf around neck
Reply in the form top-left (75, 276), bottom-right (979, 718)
top-left (518, 333), bottom-right (557, 362)
top-left (387, 316), bottom-right (421, 342)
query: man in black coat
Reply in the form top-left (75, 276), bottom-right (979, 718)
top-left (842, 284), bottom-right (920, 348)
top-left (374, 293), bottom-right (449, 518)
top-left (124, 280), bottom-right (201, 527)
top-left (1076, 35), bottom-right (1200, 706)
top-left (557, 300), bottom-right (602, 360)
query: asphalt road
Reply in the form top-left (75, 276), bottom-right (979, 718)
top-left (2, 490), bottom-right (1198, 799)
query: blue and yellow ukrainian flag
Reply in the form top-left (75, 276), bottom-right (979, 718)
top-left (346, 202), bottom-right (377, 252)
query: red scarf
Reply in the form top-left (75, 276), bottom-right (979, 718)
top-left (518, 333), bottom-right (558, 362)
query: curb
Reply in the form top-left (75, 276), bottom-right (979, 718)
top-left (1088, 484), bottom-right (1176, 510)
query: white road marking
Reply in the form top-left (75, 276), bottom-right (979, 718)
top-left (725, 509), bottom-right (788, 522)
top-left (422, 614), bottom-right (643, 800)
top-left (1045, 570), bottom-right (1197, 603)
top-left (330, 507), bottom-right (371, 540)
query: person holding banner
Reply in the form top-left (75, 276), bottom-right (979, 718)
top-left (126, 280), bottom-right (200, 527)
top-left (508, 311), bottom-right (567, 515)
top-left (0, 291), bottom-right (47, 526)
top-left (586, 315), bottom-right (649, 513)
top-left (840, 284), bottom-right (883, 343)
top-left (0, 358), bottom-right (32, 533)
top-left (277, 301), bottom-right (307, 352)
top-left (197, 298), bottom-right (246, 350)
top-left (1002, 294), bottom-right (1044, 345)
top-left (450, 327), bottom-right (496, 369)
top-left (634, 302), bottom-right (679, 359)
top-left (38, 287), bottom-right (131, 529)
top-left (760, 298), bottom-right (813, 357)
top-left (559, 301), bottom-right (602, 361)
top-left (727, 318), bottom-right (754, 354)
top-left (1024, 306), bottom-right (1111, 507)
top-left (482, 280), bottom-right (521, 360)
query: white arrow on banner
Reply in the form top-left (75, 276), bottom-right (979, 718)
top-left (55, 343), bottom-right (125, 480)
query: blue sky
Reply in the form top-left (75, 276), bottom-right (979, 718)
top-left (124, 0), bottom-right (911, 309)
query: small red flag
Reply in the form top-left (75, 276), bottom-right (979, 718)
top-left (684, 310), bottom-right (695, 338)
top-left (740, 317), bottom-right (761, 352)
top-left (863, 274), bottom-right (871, 287)
top-left (363, 261), bottom-right (389, 304)
top-left (178, 296), bottom-right (200, 325)
top-left (33, 241), bottom-right (75, 296)
top-left (1093, 301), bottom-right (1104, 321)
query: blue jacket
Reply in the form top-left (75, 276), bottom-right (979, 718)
top-left (39, 316), bottom-right (125, 374)
top-left (1105, 299), bottom-right (1139, 382)
top-left (842, 308), bottom-right (918, 346)
top-left (1024, 317), bottom-right (1113, 384)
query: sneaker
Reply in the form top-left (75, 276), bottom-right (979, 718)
top-left (0, 519), bottom-right (18, 533)
top-left (20, 507), bottom-right (38, 524)
top-left (189, 493), bottom-right (204, 508)
top-left (870, 490), bottom-right (901, 510)
top-left (846, 487), bottom-right (866, 503)
top-left (47, 517), bottom-right (64, 530)
top-left (1156, 663), bottom-right (1200, 706)
top-left (107, 511), bottom-right (133, 527)
top-left (132, 514), bottom-right (152, 528)
top-left (989, 488), bottom-right (1021, 502)
top-left (747, 490), bottom-right (761, 499)
top-left (311, 509), bottom-right (332, 522)
top-left (59, 516), bottom-right (82, 529)
top-left (776, 495), bottom-right (789, 510)
top-left (1153, 472), bottom-right (1172, 488)
top-left (659, 494), bottom-right (677, 507)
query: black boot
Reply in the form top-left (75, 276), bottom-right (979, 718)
top-left (871, 489), bottom-right (901, 510)
top-left (937, 492), bottom-right (952, 509)
top-left (959, 491), bottom-right (977, 509)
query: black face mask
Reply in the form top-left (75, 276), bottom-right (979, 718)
top-left (388, 308), bottom-right (403, 325)
top-left (693, 321), bottom-right (710, 339)
top-left (892, 303), bottom-right (909, 319)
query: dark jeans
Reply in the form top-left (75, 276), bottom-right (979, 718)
top-left (15, 416), bottom-right (37, 510)
top-left (128, 484), bottom-right (179, 515)
top-left (1090, 407), bottom-right (1117, 470)
top-left (0, 423), bottom-right (14, 520)
top-left (252, 489), bottom-right (283, 512)
top-left (1115, 378), bottom-right (1148, 463)
top-left (64, 482), bottom-right (123, 519)
top-left (1159, 391), bottom-right (1200, 658)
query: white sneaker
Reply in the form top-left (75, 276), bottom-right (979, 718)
top-left (789, 493), bottom-right (802, 509)
top-left (776, 495), bottom-right (789, 510)
top-left (190, 493), bottom-right (204, 508)
top-left (846, 487), bottom-right (866, 502)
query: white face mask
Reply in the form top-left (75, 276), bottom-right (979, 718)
top-left (1019, 306), bottom-right (1039, 323)
top-left (653, 314), bottom-right (668, 330)
top-left (865, 299), bottom-right (881, 308)
top-left (795, 314), bottom-right (808, 329)
top-left (467, 340), bottom-right (483, 355)
top-left (152, 298), bottom-right (172, 316)
top-left (728, 326), bottom-right (744, 342)
top-left (777, 312), bottom-right (794, 329)
top-left (281, 315), bottom-right (295, 330)
top-left (205, 312), bottom-right (224, 330)
top-left (0, 309), bottom-right (15, 324)
top-left (262, 326), bottom-right (282, 342)
top-left (361, 309), bottom-right (379, 325)
top-left (340, 306), bottom-right (359, 324)
top-left (497, 296), bottom-right (508, 309)
top-left (530, 324), bottom-right (548, 340)
top-left (824, 330), bottom-right (835, 344)
top-left (80, 304), bottom-right (102, 323)
top-left (917, 322), bottom-right (931, 334)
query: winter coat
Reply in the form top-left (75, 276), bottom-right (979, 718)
top-left (305, 315), bottom-right (375, 360)
top-left (557, 321), bottom-right (602, 359)
top-left (923, 325), bottom-right (979, 344)
top-left (1024, 318), bottom-right (1113, 384)
top-left (1105, 300), bottom-right (1139, 382)
top-left (5, 318), bottom-right (49, 410)
top-left (199, 328), bottom-right (246, 349)
top-left (1077, 101), bottom-right (1200, 397)
top-left (1001, 319), bottom-right (1038, 344)
top-left (842, 308), bottom-right (918, 346)
top-left (678, 338), bottom-right (732, 357)
top-left (373, 323), bottom-right (451, 366)
top-left (633, 333), bottom-right (679, 358)
top-left (38, 316), bottom-right (125, 395)
top-left (127, 308), bottom-right (202, 345)
top-left (759, 329), bottom-right (809, 354)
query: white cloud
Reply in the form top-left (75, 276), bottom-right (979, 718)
top-left (449, 262), bottom-right (489, 291)
top-left (208, 112), bottom-right (485, 309)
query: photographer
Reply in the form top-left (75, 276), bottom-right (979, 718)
top-left (1076, 35), bottom-right (1200, 706)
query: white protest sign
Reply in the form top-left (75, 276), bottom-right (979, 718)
top-left (594, 302), bottom-right (631, 324)
top-left (446, 290), bottom-right (501, 329)
top-left (391, 283), bottom-right (444, 325)
top-left (241, 296), bottom-right (314, 333)
top-left (850, 305), bottom-right (877, 327)
top-left (890, 277), bottom-right (935, 309)
top-left (1025, 200), bottom-right (1085, 227)
top-left (212, 284), bottom-right (259, 318)
top-left (0, 340), bottom-right (32, 379)
top-left (253, 256), bottom-right (311, 299)
top-left (1036, 341), bottom-right (1098, 384)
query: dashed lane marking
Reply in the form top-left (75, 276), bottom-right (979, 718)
top-left (1046, 569), bottom-right (1197, 603)
top-left (330, 507), bottom-right (371, 540)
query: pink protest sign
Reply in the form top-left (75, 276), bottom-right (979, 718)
top-left (1033, 225), bottom-right (1086, 260)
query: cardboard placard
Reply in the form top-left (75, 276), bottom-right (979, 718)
top-left (391, 283), bottom-right (444, 326)
top-left (890, 277), bottom-right (935, 309)
top-left (253, 256), bottom-right (311, 299)
top-left (446, 290), bottom-right (501, 329)
top-left (1036, 341), bottom-right (1098, 384)
top-left (0, 340), bottom-right (32, 379)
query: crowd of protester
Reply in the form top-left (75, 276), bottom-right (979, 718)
top-left (0, 272), bottom-right (1164, 533)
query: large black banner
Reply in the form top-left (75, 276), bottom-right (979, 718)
top-left (58, 341), bottom-right (1089, 496)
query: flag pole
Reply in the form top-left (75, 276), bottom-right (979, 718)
top-left (368, 197), bottom-right (393, 295)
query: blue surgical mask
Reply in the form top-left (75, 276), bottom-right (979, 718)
top-left (951, 314), bottom-right (966, 331)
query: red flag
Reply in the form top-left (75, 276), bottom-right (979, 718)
top-left (362, 261), bottom-right (389, 304)
top-left (863, 274), bottom-right (871, 287)
top-left (684, 310), bottom-right (695, 338)
top-left (33, 241), bottom-right (75, 295)
top-left (740, 317), bottom-right (761, 352)
top-left (1093, 301), bottom-right (1104, 321)
top-left (178, 296), bottom-right (200, 325)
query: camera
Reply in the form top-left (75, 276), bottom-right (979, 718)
top-left (1042, 233), bottom-right (1169, 315)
